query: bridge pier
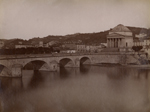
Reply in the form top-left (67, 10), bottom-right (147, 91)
top-left (11, 65), bottom-right (22, 77)
top-left (49, 63), bottom-right (60, 72)
top-left (74, 58), bottom-right (80, 67)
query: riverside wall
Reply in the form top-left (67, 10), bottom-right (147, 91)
top-left (0, 52), bottom-right (148, 77)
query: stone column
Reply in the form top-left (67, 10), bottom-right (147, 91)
top-left (109, 39), bottom-right (111, 47)
top-left (113, 38), bottom-right (115, 48)
top-left (112, 38), bottom-right (114, 48)
top-left (117, 38), bottom-right (119, 48)
top-left (117, 38), bottom-right (118, 47)
top-left (109, 39), bottom-right (111, 48)
top-left (120, 39), bottom-right (122, 47)
top-left (118, 38), bottom-right (120, 48)
top-left (107, 39), bottom-right (109, 48)
top-left (114, 38), bottom-right (116, 48)
top-left (115, 38), bottom-right (117, 48)
top-left (114, 38), bottom-right (115, 47)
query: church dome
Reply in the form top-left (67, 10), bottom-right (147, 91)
top-left (111, 24), bottom-right (131, 32)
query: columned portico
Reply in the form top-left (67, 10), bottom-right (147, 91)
top-left (107, 38), bottom-right (123, 48)
top-left (107, 24), bottom-right (133, 50)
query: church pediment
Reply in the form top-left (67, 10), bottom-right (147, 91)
top-left (108, 33), bottom-right (123, 37)
top-left (108, 32), bottom-right (132, 37)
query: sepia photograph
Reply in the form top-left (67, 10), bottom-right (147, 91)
top-left (0, 0), bottom-right (150, 112)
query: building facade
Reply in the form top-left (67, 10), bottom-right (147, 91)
top-left (107, 24), bottom-right (133, 49)
top-left (15, 44), bottom-right (33, 48)
top-left (76, 44), bottom-right (86, 52)
top-left (0, 41), bottom-right (4, 48)
top-left (144, 39), bottom-right (150, 46)
top-left (76, 44), bottom-right (105, 53)
top-left (133, 38), bottom-right (150, 47)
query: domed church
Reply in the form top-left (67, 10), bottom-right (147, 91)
top-left (107, 24), bottom-right (133, 51)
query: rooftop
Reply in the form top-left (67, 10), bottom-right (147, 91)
top-left (111, 24), bottom-right (131, 32)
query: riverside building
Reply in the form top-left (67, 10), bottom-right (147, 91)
top-left (107, 24), bottom-right (133, 51)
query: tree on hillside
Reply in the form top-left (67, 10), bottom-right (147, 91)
top-left (132, 46), bottom-right (143, 52)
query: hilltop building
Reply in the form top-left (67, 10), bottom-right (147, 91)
top-left (135, 28), bottom-right (148, 38)
top-left (44, 41), bottom-right (59, 47)
top-left (107, 24), bottom-right (133, 51)
top-left (15, 44), bottom-right (33, 48)
top-left (0, 40), bottom-right (4, 48)
top-left (77, 44), bottom-right (106, 53)
top-left (15, 41), bottom-right (33, 48)
top-left (133, 38), bottom-right (144, 46)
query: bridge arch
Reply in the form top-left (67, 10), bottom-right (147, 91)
top-left (50, 60), bottom-right (58, 64)
top-left (23, 60), bottom-right (49, 71)
top-left (80, 57), bottom-right (91, 65)
top-left (0, 64), bottom-right (11, 77)
top-left (59, 58), bottom-right (74, 67)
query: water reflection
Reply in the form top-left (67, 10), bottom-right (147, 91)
top-left (80, 65), bottom-right (91, 74)
top-left (59, 68), bottom-right (73, 78)
top-left (0, 66), bottom-right (149, 112)
top-left (28, 71), bottom-right (45, 89)
top-left (0, 77), bottom-right (23, 94)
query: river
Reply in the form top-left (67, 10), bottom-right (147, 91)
top-left (0, 65), bottom-right (150, 112)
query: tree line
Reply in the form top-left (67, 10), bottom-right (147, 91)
top-left (0, 46), bottom-right (145, 55)
top-left (0, 47), bottom-right (60, 55)
top-left (132, 46), bottom-right (143, 52)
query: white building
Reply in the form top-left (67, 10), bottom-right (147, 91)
top-left (77, 44), bottom-right (86, 52)
top-left (77, 44), bottom-right (105, 53)
top-left (107, 24), bottom-right (133, 51)
top-left (44, 41), bottom-right (59, 47)
top-left (39, 41), bottom-right (43, 47)
top-left (133, 38), bottom-right (150, 47)
top-left (135, 28), bottom-right (148, 38)
top-left (15, 44), bottom-right (33, 48)
top-left (60, 49), bottom-right (76, 53)
top-left (144, 39), bottom-right (150, 46)
top-left (107, 24), bottom-right (133, 49)
top-left (0, 41), bottom-right (4, 48)
top-left (133, 39), bottom-right (144, 46)
top-left (135, 33), bottom-right (147, 38)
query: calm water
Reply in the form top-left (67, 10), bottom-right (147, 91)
top-left (0, 65), bottom-right (150, 112)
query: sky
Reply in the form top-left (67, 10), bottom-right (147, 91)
top-left (0, 0), bottom-right (150, 40)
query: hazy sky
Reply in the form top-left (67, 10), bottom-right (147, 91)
top-left (0, 0), bottom-right (150, 40)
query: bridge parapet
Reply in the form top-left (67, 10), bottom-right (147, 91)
top-left (0, 52), bottom-right (147, 77)
top-left (0, 52), bottom-right (140, 59)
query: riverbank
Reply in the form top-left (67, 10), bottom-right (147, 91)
top-left (92, 63), bottom-right (150, 68)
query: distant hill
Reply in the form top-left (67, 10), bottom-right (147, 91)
top-left (2, 26), bottom-right (150, 48)
top-left (127, 26), bottom-right (150, 37)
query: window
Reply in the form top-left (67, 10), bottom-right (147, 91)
top-left (126, 42), bottom-right (128, 47)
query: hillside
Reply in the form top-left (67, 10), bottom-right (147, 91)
top-left (20, 26), bottom-right (150, 43)
top-left (2, 26), bottom-right (150, 48)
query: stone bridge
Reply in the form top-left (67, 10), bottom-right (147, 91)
top-left (0, 52), bottom-right (145, 77)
